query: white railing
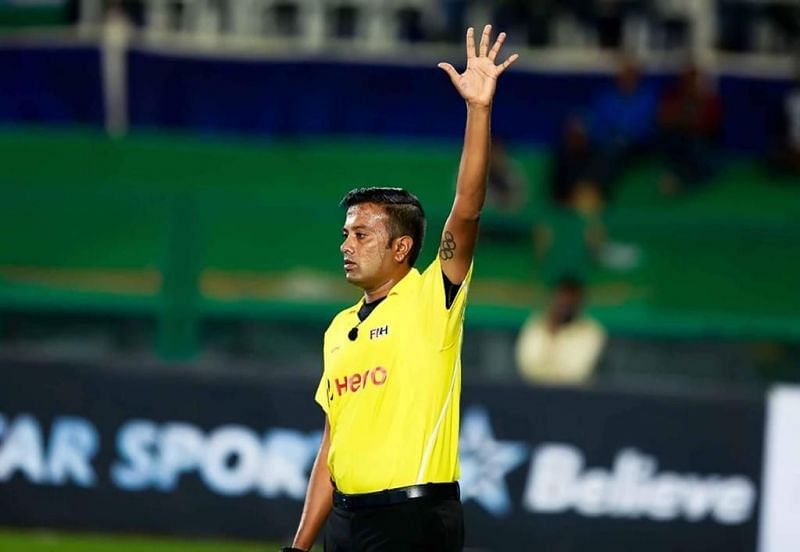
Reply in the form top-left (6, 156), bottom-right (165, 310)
top-left (68, 0), bottom-right (798, 57)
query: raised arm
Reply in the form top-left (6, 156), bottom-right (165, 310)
top-left (288, 418), bottom-right (333, 551)
top-left (437, 25), bottom-right (518, 284)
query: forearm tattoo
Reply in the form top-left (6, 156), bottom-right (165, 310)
top-left (439, 231), bottom-right (456, 260)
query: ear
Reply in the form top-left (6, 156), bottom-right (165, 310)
top-left (393, 236), bottom-right (414, 264)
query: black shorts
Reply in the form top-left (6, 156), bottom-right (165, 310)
top-left (324, 496), bottom-right (464, 552)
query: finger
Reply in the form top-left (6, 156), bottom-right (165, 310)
top-left (437, 62), bottom-right (460, 86)
top-left (479, 24), bottom-right (491, 57)
top-left (465, 27), bottom-right (475, 59)
top-left (497, 53), bottom-right (519, 75)
top-left (488, 31), bottom-right (506, 62)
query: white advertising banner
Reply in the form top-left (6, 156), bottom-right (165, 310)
top-left (759, 386), bottom-right (800, 552)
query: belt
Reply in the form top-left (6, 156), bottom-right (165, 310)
top-left (333, 482), bottom-right (460, 511)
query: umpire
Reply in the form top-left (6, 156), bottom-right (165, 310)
top-left (283, 25), bottom-right (519, 552)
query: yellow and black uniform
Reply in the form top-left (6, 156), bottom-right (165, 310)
top-left (317, 257), bottom-right (472, 551)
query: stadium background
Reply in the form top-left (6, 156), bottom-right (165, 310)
top-left (0, 1), bottom-right (799, 551)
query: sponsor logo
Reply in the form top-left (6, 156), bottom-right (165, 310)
top-left (331, 366), bottom-right (388, 399)
top-left (112, 422), bottom-right (321, 498)
top-left (523, 445), bottom-right (755, 524)
top-left (456, 406), bottom-right (757, 525)
top-left (0, 412), bottom-right (321, 499)
top-left (0, 414), bottom-right (98, 487)
top-left (459, 407), bottom-right (528, 516)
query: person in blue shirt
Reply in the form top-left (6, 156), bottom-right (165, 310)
top-left (588, 55), bottom-right (658, 198)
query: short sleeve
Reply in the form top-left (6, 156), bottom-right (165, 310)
top-left (419, 257), bottom-right (473, 349)
top-left (314, 374), bottom-right (329, 414)
top-left (314, 335), bottom-right (331, 414)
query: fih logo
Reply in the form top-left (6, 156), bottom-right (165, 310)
top-left (369, 325), bottom-right (389, 340)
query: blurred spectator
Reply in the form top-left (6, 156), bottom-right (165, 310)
top-left (658, 64), bottom-right (723, 195)
top-left (589, 55), bottom-right (658, 198)
top-left (540, 116), bottom-right (606, 287)
top-left (515, 277), bottom-right (607, 385)
top-left (767, 72), bottom-right (800, 176)
top-left (535, 202), bottom-right (604, 288)
top-left (486, 139), bottom-right (528, 213)
top-left (550, 116), bottom-right (599, 207)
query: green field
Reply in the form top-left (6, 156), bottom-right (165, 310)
top-left (0, 529), bottom-right (290, 552)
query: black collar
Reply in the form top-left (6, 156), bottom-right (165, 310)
top-left (357, 296), bottom-right (387, 322)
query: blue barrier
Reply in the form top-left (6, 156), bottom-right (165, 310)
top-left (0, 46), bottom-right (102, 125)
top-left (0, 45), bottom-right (792, 153)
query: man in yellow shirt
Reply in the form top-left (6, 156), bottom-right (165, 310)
top-left (284, 25), bottom-right (518, 552)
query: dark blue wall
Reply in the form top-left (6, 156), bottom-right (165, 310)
top-left (126, 50), bottom-right (650, 145)
top-left (0, 46), bottom-right (103, 125)
top-left (0, 45), bottom-right (792, 153)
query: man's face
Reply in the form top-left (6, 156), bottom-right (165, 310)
top-left (617, 62), bottom-right (639, 95)
top-left (340, 203), bottom-right (397, 289)
top-left (550, 286), bottom-right (583, 325)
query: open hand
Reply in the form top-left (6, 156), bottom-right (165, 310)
top-left (438, 25), bottom-right (519, 108)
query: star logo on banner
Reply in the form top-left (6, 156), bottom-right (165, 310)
top-left (459, 406), bottom-right (529, 517)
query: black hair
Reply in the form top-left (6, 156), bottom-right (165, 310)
top-left (340, 187), bottom-right (426, 267)
top-left (555, 275), bottom-right (584, 293)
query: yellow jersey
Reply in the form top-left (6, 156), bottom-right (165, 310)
top-left (315, 257), bottom-right (472, 494)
